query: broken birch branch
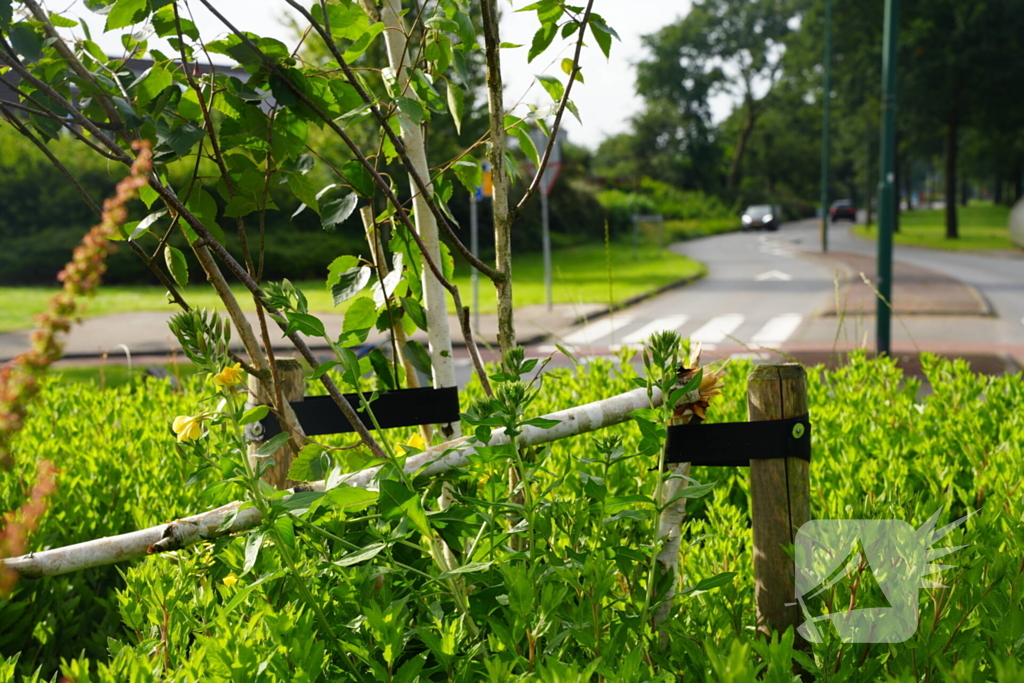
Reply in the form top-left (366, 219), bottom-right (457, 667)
top-left (3, 386), bottom-right (662, 580)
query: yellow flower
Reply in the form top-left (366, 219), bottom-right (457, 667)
top-left (212, 362), bottom-right (244, 387)
top-left (405, 432), bottom-right (426, 451)
top-left (222, 572), bottom-right (238, 587)
top-left (172, 415), bottom-right (202, 443)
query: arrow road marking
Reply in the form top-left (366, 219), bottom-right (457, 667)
top-left (756, 270), bottom-right (793, 281)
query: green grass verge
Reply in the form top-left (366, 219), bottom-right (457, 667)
top-left (854, 203), bottom-right (1018, 251)
top-left (0, 243), bottom-right (702, 332)
top-left (49, 363), bottom-right (199, 389)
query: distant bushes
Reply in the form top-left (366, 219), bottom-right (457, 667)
top-left (597, 178), bottom-right (737, 239)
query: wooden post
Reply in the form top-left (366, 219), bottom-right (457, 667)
top-left (747, 364), bottom-right (811, 645)
top-left (247, 359), bottom-right (305, 490)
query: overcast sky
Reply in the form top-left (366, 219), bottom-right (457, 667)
top-left (57, 0), bottom-right (729, 149)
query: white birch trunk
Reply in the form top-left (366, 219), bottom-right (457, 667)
top-left (2, 387), bottom-right (662, 579)
top-left (377, 0), bottom-right (460, 439)
top-left (653, 460), bottom-right (691, 627)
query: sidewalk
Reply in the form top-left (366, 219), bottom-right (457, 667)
top-left (799, 250), bottom-right (992, 316)
top-left (0, 303), bottom-right (608, 363)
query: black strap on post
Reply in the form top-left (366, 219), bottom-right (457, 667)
top-left (248, 386), bottom-right (461, 441)
top-left (664, 413), bottom-right (811, 467)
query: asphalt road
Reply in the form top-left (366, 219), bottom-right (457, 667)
top-left (453, 217), bottom-right (1024, 386)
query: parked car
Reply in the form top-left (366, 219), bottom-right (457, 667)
top-left (741, 204), bottom-right (778, 231)
top-left (830, 199), bottom-right (857, 222)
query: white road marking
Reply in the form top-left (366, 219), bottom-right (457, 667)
top-left (755, 269), bottom-right (792, 281)
top-left (688, 314), bottom-right (745, 345)
top-left (751, 314), bottom-right (803, 348)
top-left (617, 314), bottom-right (690, 347)
top-left (559, 315), bottom-right (636, 348)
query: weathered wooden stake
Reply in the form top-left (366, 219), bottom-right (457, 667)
top-left (747, 364), bottom-right (811, 645)
top-left (247, 359), bottom-right (305, 489)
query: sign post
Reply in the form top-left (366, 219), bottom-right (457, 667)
top-left (471, 162), bottom-right (492, 333)
top-left (528, 127), bottom-right (565, 311)
top-left (876, 0), bottom-right (900, 356)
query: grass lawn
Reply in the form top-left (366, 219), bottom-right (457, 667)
top-left (854, 202), bottom-right (1019, 251)
top-left (48, 363), bottom-right (199, 389)
top-left (0, 242), bottom-right (702, 333)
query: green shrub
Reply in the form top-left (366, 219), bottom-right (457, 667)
top-left (597, 177), bottom-right (738, 239)
top-left (2, 354), bottom-right (1022, 680)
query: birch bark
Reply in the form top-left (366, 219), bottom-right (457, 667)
top-left (377, 0), bottom-right (460, 438)
top-left (2, 387), bottom-right (662, 579)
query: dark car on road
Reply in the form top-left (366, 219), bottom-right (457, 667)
top-left (830, 199), bottom-right (856, 222)
top-left (742, 204), bottom-right (778, 231)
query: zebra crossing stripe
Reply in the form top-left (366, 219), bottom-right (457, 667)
top-left (619, 315), bottom-right (690, 346)
top-left (751, 313), bottom-right (802, 348)
top-left (688, 314), bottom-right (745, 345)
top-left (557, 315), bottom-right (635, 349)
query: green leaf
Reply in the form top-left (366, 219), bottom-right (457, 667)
top-left (435, 561), bottom-right (493, 581)
top-left (589, 16), bottom-right (618, 59)
top-left (379, 480), bottom-right (431, 537)
top-left (321, 191), bottom-right (359, 232)
top-left (335, 542), bottom-right (385, 567)
top-left (404, 340), bottom-right (432, 376)
top-left (665, 480), bottom-right (717, 504)
top-left (453, 10), bottom-right (475, 47)
top-left (274, 516), bottom-right (296, 551)
top-left (400, 297), bottom-right (427, 331)
top-left (9, 23), bottom-right (41, 61)
top-left (528, 22), bottom-right (557, 63)
top-left (135, 66), bottom-right (173, 106)
top-left (279, 491), bottom-right (325, 515)
top-left (342, 160), bottom-right (374, 197)
top-left (159, 122), bottom-right (206, 158)
top-left (452, 158), bottom-right (482, 192)
top-left (254, 433), bottom-right (291, 457)
top-left (505, 117), bottom-right (539, 167)
top-left (324, 485), bottom-right (377, 512)
top-left (0, 1), bottom-right (14, 27)
top-left (536, 74), bottom-right (565, 103)
top-left (242, 531), bottom-right (265, 575)
top-left (240, 405), bottom-right (269, 425)
top-left (287, 443), bottom-right (329, 481)
top-left (287, 172), bottom-right (320, 215)
top-left (284, 311), bottom-right (327, 338)
top-left (48, 12), bottom-right (78, 28)
top-left (424, 16), bottom-right (460, 34)
top-left (521, 417), bottom-right (560, 429)
top-left (446, 82), bottom-right (465, 135)
top-left (343, 296), bottom-right (378, 334)
top-left (368, 348), bottom-right (396, 391)
top-left (681, 571), bottom-right (736, 596)
top-left (331, 266), bottom-right (372, 306)
top-left (164, 245), bottom-right (188, 288)
top-left (396, 96), bottom-right (427, 128)
top-left (129, 209), bottom-right (167, 240)
top-left (105, 0), bottom-right (147, 31)
top-left (342, 22), bottom-right (384, 61)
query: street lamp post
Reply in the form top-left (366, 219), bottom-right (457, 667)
top-left (819, 0), bottom-right (832, 253)
top-left (876, 0), bottom-right (900, 356)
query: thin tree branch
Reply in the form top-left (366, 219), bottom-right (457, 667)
top-left (2, 386), bottom-right (663, 579)
top-left (510, 0), bottom-right (595, 222)
top-left (285, 0), bottom-right (504, 285)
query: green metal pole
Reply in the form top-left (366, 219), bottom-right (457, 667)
top-left (876, 0), bottom-right (899, 356)
top-left (819, 0), bottom-right (832, 252)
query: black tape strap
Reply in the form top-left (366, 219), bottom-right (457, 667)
top-left (248, 386), bottom-right (460, 441)
top-left (664, 413), bottom-right (811, 467)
